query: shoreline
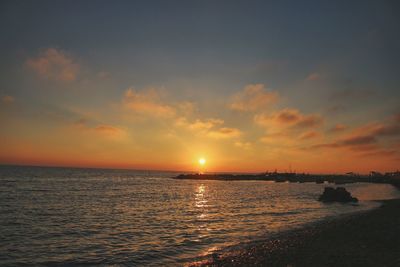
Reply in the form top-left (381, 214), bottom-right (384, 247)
top-left (189, 199), bottom-right (400, 267)
top-left (175, 173), bottom-right (400, 190)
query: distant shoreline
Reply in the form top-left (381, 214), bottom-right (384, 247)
top-left (190, 198), bottom-right (400, 266)
top-left (175, 173), bottom-right (400, 189)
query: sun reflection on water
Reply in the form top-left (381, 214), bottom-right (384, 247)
top-left (195, 184), bottom-right (207, 209)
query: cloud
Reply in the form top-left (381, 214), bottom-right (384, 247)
top-left (207, 127), bottom-right (242, 139)
top-left (299, 131), bottom-right (320, 140)
top-left (177, 101), bottom-right (196, 116)
top-left (254, 108), bottom-right (323, 129)
top-left (123, 88), bottom-right (176, 118)
top-left (326, 104), bottom-right (347, 114)
top-left (340, 134), bottom-right (377, 146)
top-left (360, 150), bottom-right (398, 158)
top-left (351, 116), bottom-right (400, 139)
top-left (328, 124), bottom-right (347, 133)
top-left (395, 113), bottom-right (400, 123)
top-left (348, 144), bottom-right (379, 152)
top-left (26, 48), bottom-right (79, 82)
top-left (97, 71), bottom-right (110, 79)
top-left (310, 113), bottom-right (400, 153)
top-left (74, 118), bottom-right (88, 127)
top-left (1, 95), bottom-right (14, 103)
top-left (74, 119), bottom-right (127, 139)
top-left (175, 117), bottom-right (240, 139)
top-left (330, 88), bottom-right (374, 101)
top-left (310, 143), bottom-right (340, 149)
top-left (229, 84), bottom-right (278, 111)
top-left (175, 117), bottom-right (223, 130)
top-left (311, 134), bottom-right (377, 150)
top-left (94, 124), bottom-right (127, 138)
top-left (306, 72), bottom-right (321, 81)
top-left (234, 141), bottom-right (252, 149)
top-left (368, 123), bottom-right (400, 136)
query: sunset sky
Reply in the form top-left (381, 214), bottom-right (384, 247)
top-left (0, 1), bottom-right (399, 173)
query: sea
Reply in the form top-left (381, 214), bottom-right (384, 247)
top-left (0, 165), bottom-right (399, 266)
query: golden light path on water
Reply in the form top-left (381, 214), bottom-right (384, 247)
top-left (194, 183), bottom-right (222, 257)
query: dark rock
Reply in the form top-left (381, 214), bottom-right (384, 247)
top-left (318, 187), bottom-right (358, 203)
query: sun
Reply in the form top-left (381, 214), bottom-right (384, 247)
top-left (198, 158), bottom-right (206, 166)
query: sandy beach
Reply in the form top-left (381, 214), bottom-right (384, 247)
top-left (192, 199), bottom-right (400, 267)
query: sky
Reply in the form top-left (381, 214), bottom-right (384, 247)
top-left (0, 0), bottom-right (399, 173)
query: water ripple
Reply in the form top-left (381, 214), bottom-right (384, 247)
top-left (1, 166), bottom-right (399, 266)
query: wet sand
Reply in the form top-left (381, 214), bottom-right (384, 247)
top-left (191, 199), bottom-right (400, 267)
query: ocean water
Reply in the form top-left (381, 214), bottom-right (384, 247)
top-left (0, 166), bottom-right (399, 266)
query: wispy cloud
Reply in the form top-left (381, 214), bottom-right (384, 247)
top-left (330, 88), bottom-right (375, 101)
top-left (1, 95), bottom-right (14, 104)
top-left (341, 134), bottom-right (377, 146)
top-left (207, 127), bottom-right (242, 139)
top-left (360, 149), bottom-right (398, 158)
top-left (26, 48), bottom-right (79, 82)
top-left (311, 134), bottom-right (377, 150)
top-left (97, 71), bottom-right (110, 79)
top-left (176, 117), bottom-right (224, 131)
top-left (229, 84), bottom-right (278, 111)
top-left (328, 124), bottom-right (347, 133)
top-left (254, 108), bottom-right (323, 129)
top-left (74, 119), bottom-right (127, 140)
top-left (305, 72), bottom-right (321, 81)
top-left (299, 131), bottom-right (320, 140)
top-left (175, 117), bottom-right (240, 139)
top-left (310, 113), bottom-right (400, 157)
top-left (94, 124), bottom-right (127, 138)
top-left (234, 141), bottom-right (252, 150)
top-left (123, 88), bottom-right (176, 118)
top-left (177, 101), bottom-right (196, 116)
top-left (395, 113), bottom-right (400, 123)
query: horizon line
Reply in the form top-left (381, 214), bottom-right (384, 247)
top-left (0, 163), bottom-right (398, 176)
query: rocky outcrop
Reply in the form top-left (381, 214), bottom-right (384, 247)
top-left (318, 187), bottom-right (358, 203)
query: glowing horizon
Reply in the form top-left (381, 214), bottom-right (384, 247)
top-left (0, 1), bottom-right (399, 174)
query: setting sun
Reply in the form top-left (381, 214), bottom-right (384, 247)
top-left (199, 158), bottom-right (206, 166)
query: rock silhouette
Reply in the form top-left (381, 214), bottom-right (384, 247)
top-left (319, 187), bottom-right (358, 203)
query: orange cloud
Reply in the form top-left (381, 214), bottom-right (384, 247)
top-left (340, 134), bottom-right (377, 146)
top-left (306, 72), bottom-right (321, 81)
top-left (311, 134), bottom-right (377, 150)
top-left (330, 88), bottom-right (374, 100)
top-left (177, 101), bottom-right (196, 116)
top-left (360, 149), bottom-right (398, 158)
top-left (234, 141), bottom-right (252, 149)
top-left (255, 108), bottom-right (323, 129)
top-left (368, 123), bottom-right (400, 136)
top-left (395, 113), bottom-right (400, 123)
top-left (207, 127), bottom-right (242, 139)
top-left (229, 84), bottom-right (278, 111)
top-left (310, 113), bottom-right (400, 157)
top-left (97, 71), bottom-right (110, 79)
top-left (175, 117), bottom-right (240, 139)
top-left (94, 125), bottom-right (126, 138)
top-left (73, 119), bottom-right (127, 140)
top-left (176, 117), bottom-right (224, 131)
top-left (26, 48), bottom-right (79, 82)
top-left (123, 88), bottom-right (176, 118)
top-left (1, 95), bottom-right (14, 103)
top-left (328, 124), bottom-right (347, 133)
top-left (299, 131), bottom-right (320, 140)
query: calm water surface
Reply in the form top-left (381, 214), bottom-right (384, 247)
top-left (0, 166), bottom-right (399, 266)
